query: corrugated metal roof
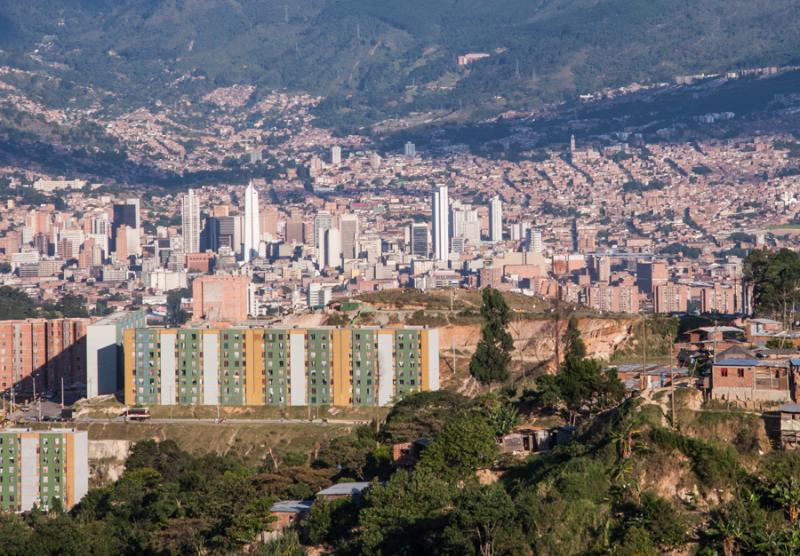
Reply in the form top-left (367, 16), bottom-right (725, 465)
top-left (317, 482), bottom-right (371, 497)
top-left (270, 500), bottom-right (313, 513)
top-left (714, 359), bottom-right (762, 366)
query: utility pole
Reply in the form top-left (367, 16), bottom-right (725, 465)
top-left (669, 346), bottom-right (678, 429)
top-left (452, 337), bottom-right (456, 377)
top-left (284, 4), bottom-right (289, 24)
top-left (60, 377), bottom-right (65, 409)
top-left (641, 314), bottom-right (648, 377)
top-left (712, 319), bottom-right (718, 364)
top-left (356, 23), bottom-right (361, 41)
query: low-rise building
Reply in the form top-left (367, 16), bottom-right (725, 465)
top-left (711, 358), bottom-right (792, 402)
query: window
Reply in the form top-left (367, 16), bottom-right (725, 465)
top-left (737, 368), bottom-right (745, 378)
top-left (720, 368), bottom-right (729, 377)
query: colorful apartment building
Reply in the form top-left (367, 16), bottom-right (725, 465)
top-left (0, 429), bottom-right (89, 512)
top-left (123, 326), bottom-right (440, 407)
top-left (0, 318), bottom-right (89, 395)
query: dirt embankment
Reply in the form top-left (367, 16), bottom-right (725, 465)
top-left (440, 316), bottom-right (635, 367)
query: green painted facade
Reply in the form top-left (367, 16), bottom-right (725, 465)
top-left (264, 329), bottom-right (289, 405)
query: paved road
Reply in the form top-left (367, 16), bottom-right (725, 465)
top-left (72, 416), bottom-right (370, 426)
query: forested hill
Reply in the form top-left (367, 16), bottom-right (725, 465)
top-left (1, 0), bottom-right (800, 131)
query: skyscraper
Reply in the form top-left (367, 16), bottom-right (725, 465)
top-left (314, 211), bottom-right (332, 249)
top-left (489, 195), bottom-right (503, 243)
top-left (410, 223), bottom-right (429, 257)
top-left (432, 184), bottom-right (450, 262)
top-left (325, 228), bottom-right (342, 269)
top-left (181, 189), bottom-right (201, 253)
top-left (404, 141), bottom-right (416, 157)
top-left (243, 181), bottom-right (260, 262)
top-left (331, 145), bottom-right (342, 166)
top-left (340, 213), bottom-right (359, 260)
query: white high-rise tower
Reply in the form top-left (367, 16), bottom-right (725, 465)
top-left (432, 184), bottom-right (450, 262)
top-left (181, 189), bottom-right (201, 253)
top-left (489, 195), bottom-right (503, 243)
top-left (243, 181), bottom-right (260, 262)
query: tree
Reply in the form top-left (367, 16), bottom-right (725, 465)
top-left (0, 286), bottom-right (38, 320)
top-left (536, 357), bottom-right (625, 425)
top-left (469, 288), bottom-right (514, 387)
top-left (53, 294), bottom-right (90, 318)
top-left (358, 469), bottom-right (454, 555)
top-left (418, 412), bottom-right (498, 481)
top-left (382, 390), bottom-right (472, 443)
top-left (744, 248), bottom-right (800, 327)
top-left (563, 316), bottom-right (586, 359)
top-left (768, 476), bottom-right (800, 523)
top-left (166, 288), bottom-right (190, 326)
top-left (442, 482), bottom-right (527, 556)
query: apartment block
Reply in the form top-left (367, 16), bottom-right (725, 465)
top-left (654, 283), bottom-right (690, 314)
top-left (192, 274), bottom-right (250, 323)
top-left (0, 318), bottom-right (89, 395)
top-left (584, 284), bottom-right (639, 314)
top-left (700, 283), bottom-right (741, 315)
top-left (86, 309), bottom-right (148, 398)
top-left (123, 326), bottom-right (440, 407)
top-left (0, 429), bottom-right (88, 512)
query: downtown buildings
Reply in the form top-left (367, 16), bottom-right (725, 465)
top-left (123, 326), bottom-right (440, 407)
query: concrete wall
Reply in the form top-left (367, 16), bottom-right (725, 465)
top-left (160, 333), bottom-right (176, 405)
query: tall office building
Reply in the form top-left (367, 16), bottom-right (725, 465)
top-left (0, 429), bottom-right (89, 512)
top-left (404, 141), bottom-right (416, 157)
top-left (432, 185), bottom-right (450, 262)
top-left (324, 228), bottom-right (342, 269)
top-left (526, 228), bottom-right (543, 253)
top-left (489, 195), bottom-right (503, 243)
top-left (112, 200), bottom-right (140, 256)
top-left (181, 189), bottom-right (201, 253)
top-left (410, 223), bottom-right (429, 257)
top-left (314, 211), bottom-right (332, 249)
top-left (331, 145), bottom-right (342, 166)
top-left (243, 181), bottom-right (260, 262)
top-left (340, 214), bottom-right (359, 260)
top-left (123, 326), bottom-right (440, 407)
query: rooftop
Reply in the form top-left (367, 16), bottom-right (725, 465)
top-left (270, 500), bottom-right (313, 513)
top-left (316, 482), bottom-right (371, 497)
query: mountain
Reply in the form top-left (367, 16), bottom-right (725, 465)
top-left (1, 0), bottom-right (799, 132)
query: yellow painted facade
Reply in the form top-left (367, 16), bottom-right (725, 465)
top-left (123, 328), bottom-right (136, 406)
top-left (420, 329), bottom-right (430, 391)
top-left (65, 433), bottom-right (75, 509)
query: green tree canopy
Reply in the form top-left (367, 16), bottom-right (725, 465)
top-left (469, 288), bottom-right (514, 386)
top-left (418, 411), bottom-right (498, 481)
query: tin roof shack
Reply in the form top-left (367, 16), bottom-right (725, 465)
top-left (711, 359), bottom-right (792, 403)
top-left (499, 428), bottom-right (553, 455)
top-left (777, 404), bottom-right (800, 450)
top-left (316, 482), bottom-right (371, 501)
top-left (269, 500), bottom-right (313, 533)
top-left (498, 426), bottom-right (574, 455)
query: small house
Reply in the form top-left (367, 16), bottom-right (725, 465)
top-left (316, 482), bottom-right (371, 501)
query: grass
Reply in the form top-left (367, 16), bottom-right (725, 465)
top-left (31, 421), bottom-right (355, 467)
